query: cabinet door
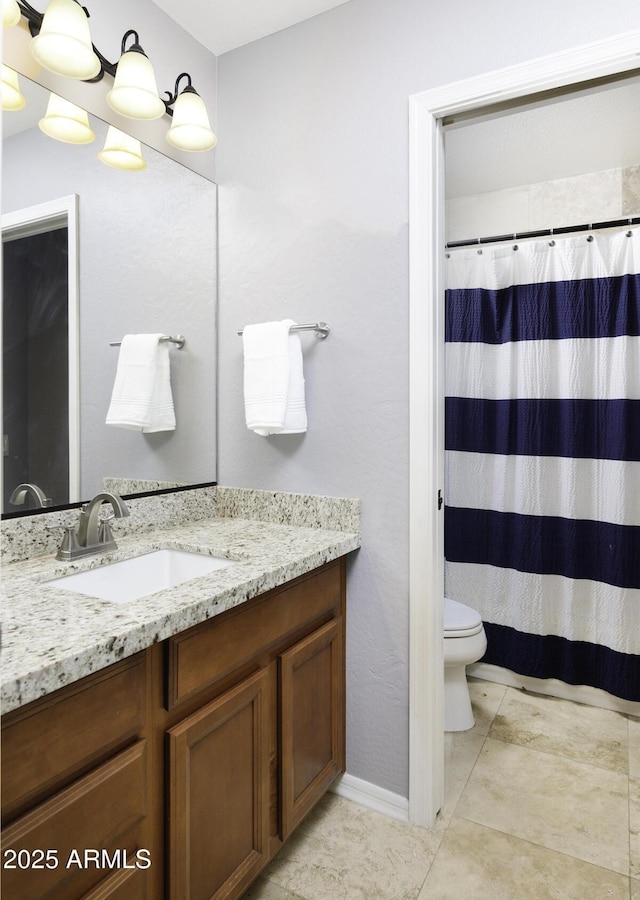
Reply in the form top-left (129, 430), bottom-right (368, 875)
top-left (168, 665), bottom-right (272, 900)
top-left (279, 618), bottom-right (345, 840)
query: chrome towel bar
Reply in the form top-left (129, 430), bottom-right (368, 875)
top-left (109, 334), bottom-right (186, 349)
top-left (237, 322), bottom-right (330, 339)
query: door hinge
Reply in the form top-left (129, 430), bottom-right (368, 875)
top-left (438, 489), bottom-right (443, 510)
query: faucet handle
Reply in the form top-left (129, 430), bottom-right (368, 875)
top-left (55, 526), bottom-right (83, 561)
top-left (98, 519), bottom-right (115, 545)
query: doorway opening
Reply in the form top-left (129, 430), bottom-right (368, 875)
top-left (2, 195), bottom-right (79, 513)
top-left (408, 30), bottom-right (640, 828)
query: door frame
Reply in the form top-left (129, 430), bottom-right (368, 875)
top-left (2, 194), bottom-right (80, 506)
top-left (408, 29), bottom-right (640, 827)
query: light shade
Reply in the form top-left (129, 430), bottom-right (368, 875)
top-left (39, 92), bottom-right (95, 144)
top-left (98, 126), bottom-right (146, 171)
top-left (3, 0), bottom-right (21, 28)
top-left (106, 47), bottom-right (164, 120)
top-left (1, 65), bottom-right (26, 110)
top-left (30, 0), bottom-right (101, 80)
top-left (166, 87), bottom-right (217, 152)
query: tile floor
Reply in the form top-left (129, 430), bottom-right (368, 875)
top-left (243, 679), bottom-right (639, 899)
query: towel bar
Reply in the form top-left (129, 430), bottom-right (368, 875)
top-left (109, 334), bottom-right (186, 349)
top-left (237, 322), bottom-right (330, 339)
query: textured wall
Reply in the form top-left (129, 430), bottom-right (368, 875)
top-left (216, 0), bottom-right (640, 797)
top-left (447, 166), bottom-right (640, 242)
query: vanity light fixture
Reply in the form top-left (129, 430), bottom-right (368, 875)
top-left (98, 125), bottom-right (146, 171)
top-left (30, 0), bottom-right (101, 80)
top-left (2, 0), bottom-right (21, 27)
top-left (39, 92), bottom-right (95, 143)
top-left (1, 64), bottom-right (26, 109)
top-left (106, 30), bottom-right (164, 120)
top-left (165, 73), bottom-right (217, 152)
top-left (11, 1), bottom-right (217, 153)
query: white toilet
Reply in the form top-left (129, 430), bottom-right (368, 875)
top-left (444, 597), bottom-right (487, 731)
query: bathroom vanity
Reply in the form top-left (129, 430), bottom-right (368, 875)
top-left (1, 496), bottom-right (359, 899)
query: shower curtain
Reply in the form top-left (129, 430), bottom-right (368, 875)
top-left (444, 225), bottom-right (640, 703)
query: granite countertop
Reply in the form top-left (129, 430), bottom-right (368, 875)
top-left (1, 516), bottom-right (359, 714)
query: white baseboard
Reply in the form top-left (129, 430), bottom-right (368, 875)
top-left (468, 663), bottom-right (640, 716)
top-left (331, 773), bottom-right (409, 823)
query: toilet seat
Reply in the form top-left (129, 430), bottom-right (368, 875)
top-left (444, 597), bottom-right (483, 638)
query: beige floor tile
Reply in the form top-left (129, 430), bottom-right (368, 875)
top-left (456, 737), bottom-right (630, 874)
top-left (631, 775), bottom-right (640, 880)
top-left (630, 716), bottom-right (640, 779)
top-left (442, 729), bottom-right (485, 818)
top-left (418, 817), bottom-right (630, 900)
top-left (632, 877), bottom-right (640, 900)
top-left (489, 689), bottom-right (629, 773)
top-left (264, 794), bottom-right (443, 900)
top-left (242, 875), bottom-right (306, 899)
top-left (467, 679), bottom-right (509, 736)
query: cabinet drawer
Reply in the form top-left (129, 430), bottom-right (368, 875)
top-left (167, 561), bottom-right (343, 708)
top-left (1, 740), bottom-right (148, 900)
top-left (2, 653), bottom-right (147, 822)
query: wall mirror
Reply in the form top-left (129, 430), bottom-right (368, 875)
top-left (2, 72), bottom-right (218, 516)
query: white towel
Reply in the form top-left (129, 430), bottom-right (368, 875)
top-left (106, 334), bottom-right (176, 433)
top-left (243, 319), bottom-right (307, 435)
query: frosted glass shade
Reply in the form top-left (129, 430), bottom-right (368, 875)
top-left (3, 0), bottom-right (21, 28)
top-left (166, 89), bottom-right (217, 152)
top-left (30, 0), bottom-right (101, 80)
top-left (98, 126), bottom-right (146, 171)
top-left (106, 50), bottom-right (164, 120)
top-left (39, 93), bottom-right (95, 144)
top-left (1, 65), bottom-right (26, 110)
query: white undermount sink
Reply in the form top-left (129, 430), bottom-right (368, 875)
top-left (46, 548), bottom-right (235, 604)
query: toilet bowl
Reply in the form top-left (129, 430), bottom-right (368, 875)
top-left (444, 597), bottom-right (487, 731)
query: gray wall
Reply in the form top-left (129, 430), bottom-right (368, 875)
top-left (215, 0), bottom-right (640, 797)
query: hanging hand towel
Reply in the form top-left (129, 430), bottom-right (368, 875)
top-left (106, 334), bottom-right (176, 432)
top-left (243, 319), bottom-right (307, 435)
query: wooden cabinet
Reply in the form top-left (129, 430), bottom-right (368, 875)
top-left (1, 559), bottom-right (347, 900)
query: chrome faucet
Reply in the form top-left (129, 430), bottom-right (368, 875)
top-left (9, 482), bottom-right (53, 508)
top-left (56, 492), bottom-right (130, 561)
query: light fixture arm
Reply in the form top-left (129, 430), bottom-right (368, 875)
top-left (17, 0), bottom-right (47, 34)
top-left (120, 29), bottom-right (144, 57)
top-left (164, 72), bottom-right (197, 112)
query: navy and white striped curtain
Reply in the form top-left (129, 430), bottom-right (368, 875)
top-left (444, 226), bottom-right (640, 703)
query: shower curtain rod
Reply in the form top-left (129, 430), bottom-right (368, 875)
top-left (445, 215), bottom-right (640, 250)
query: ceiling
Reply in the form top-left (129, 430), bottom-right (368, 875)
top-left (151, 0), bottom-right (351, 56)
top-left (445, 75), bottom-right (640, 199)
